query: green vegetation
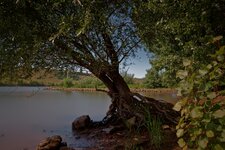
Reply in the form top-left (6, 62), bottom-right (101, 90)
top-left (132, 0), bottom-right (225, 149)
top-left (133, 0), bottom-right (225, 88)
top-left (144, 108), bottom-right (163, 149)
top-left (71, 76), bottom-right (104, 88)
top-left (62, 78), bottom-right (74, 88)
top-left (174, 42), bottom-right (225, 149)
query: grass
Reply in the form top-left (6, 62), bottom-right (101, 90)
top-left (144, 108), bottom-right (163, 149)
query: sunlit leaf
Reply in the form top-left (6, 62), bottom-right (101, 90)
top-left (190, 107), bottom-right (203, 119)
top-left (216, 45), bottom-right (225, 55)
top-left (206, 130), bottom-right (214, 138)
top-left (213, 109), bottom-right (225, 118)
top-left (206, 64), bottom-right (212, 70)
top-left (198, 138), bottom-right (208, 149)
top-left (176, 70), bottom-right (188, 79)
top-left (207, 92), bottom-right (217, 99)
top-left (173, 98), bottom-right (187, 111)
top-left (214, 144), bottom-right (224, 150)
top-left (212, 61), bottom-right (218, 66)
top-left (183, 59), bottom-right (191, 66)
top-left (173, 102), bottom-right (182, 111)
top-left (176, 129), bottom-right (184, 138)
top-left (177, 138), bottom-right (186, 148)
top-left (199, 69), bottom-right (208, 76)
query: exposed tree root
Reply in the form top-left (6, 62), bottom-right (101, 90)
top-left (101, 91), bottom-right (180, 126)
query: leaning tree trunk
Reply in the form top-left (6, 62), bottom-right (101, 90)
top-left (94, 70), bottom-right (179, 126)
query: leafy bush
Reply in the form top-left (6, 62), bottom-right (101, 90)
top-left (174, 40), bottom-right (225, 149)
top-left (74, 76), bottom-right (104, 88)
top-left (62, 78), bottom-right (74, 88)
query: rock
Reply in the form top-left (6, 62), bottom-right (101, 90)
top-left (36, 135), bottom-right (67, 150)
top-left (72, 115), bottom-right (91, 130)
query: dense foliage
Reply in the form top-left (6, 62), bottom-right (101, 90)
top-left (174, 39), bottom-right (225, 149)
top-left (133, 0), bottom-right (225, 87)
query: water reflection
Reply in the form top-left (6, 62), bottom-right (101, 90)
top-left (0, 87), bottom-right (110, 150)
top-left (0, 87), bottom-right (177, 149)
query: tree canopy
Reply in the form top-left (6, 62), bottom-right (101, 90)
top-left (0, 0), bottom-right (178, 127)
top-left (133, 0), bottom-right (225, 87)
top-left (0, 0), bottom-right (141, 81)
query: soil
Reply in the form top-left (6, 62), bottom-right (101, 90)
top-left (71, 123), bottom-right (181, 150)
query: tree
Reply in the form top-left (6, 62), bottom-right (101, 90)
top-left (0, 0), bottom-right (178, 124)
top-left (133, 0), bottom-right (225, 87)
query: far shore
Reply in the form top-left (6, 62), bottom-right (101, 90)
top-left (46, 86), bottom-right (177, 93)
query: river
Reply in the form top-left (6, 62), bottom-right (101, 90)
top-left (0, 86), bottom-right (177, 150)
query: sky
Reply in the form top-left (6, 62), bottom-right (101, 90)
top-left (125, 49), bottom-right (151, 78)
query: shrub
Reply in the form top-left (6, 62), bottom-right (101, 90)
top-left (74, 76), bottom-right (104, 88)
top-left (62, 78), bottom-right (74, 88)
top-left (174, 41), bottom-right (225, 149)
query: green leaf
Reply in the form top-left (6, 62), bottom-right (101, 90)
top-left (173, 98), bottom-right (187, 111)
top-left (190, 107), bottom-right (203, 119)
top-left (207, 92), bottom-right (217, 99)
top-left (206, 64), bottom-right (212, 70)
top-left (173, 102), bottom-right (182, 111)
top-left (213, 109), bottom-right (225, 118)
top-left (177, 138), bottom-right (186, 148)
top-left (198, 138), bottom-right (208, 149)
top-left (176, 70), bottom-right (188, 79)
top-left (193, 128), bottom-right (202, 136)
top-left (205, 82), bottom-right (213, 91)
top-left (212, 61), bottom-right (218, 66)
top-left (214, 144), bottom-right (224, 150)
top-left (217, 55), bottom-right (224, 62)
top-left (220, 130), bottom-right (225, 142)
top-left (183, 59), bottom-right (191, 66)
top-left (219, 117), bottom-right (225, 125)
top-left (219, 90), bottom-right (225, 95)
top-left (217, 125), bottom-right (222, 131)
top-left (177, 88), bottom-right (183, 97)
top-left (206, 130), bottom-right (214, 138)
top-left (176, 129), bottom-right (184, 138)
top-left (216, 45), bottom-right (225, 55)
top-left (199, 69), bottom-right (208, 76)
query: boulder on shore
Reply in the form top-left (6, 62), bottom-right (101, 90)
top-left (72, 115), bottom-right (91, 130)
top-left (36, 135), bottom-right (68, 150)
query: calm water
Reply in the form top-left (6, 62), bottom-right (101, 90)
top-left (0, 87), bottom-right (111, 150)
top-left (0, 87), bottom-right (177, 150)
